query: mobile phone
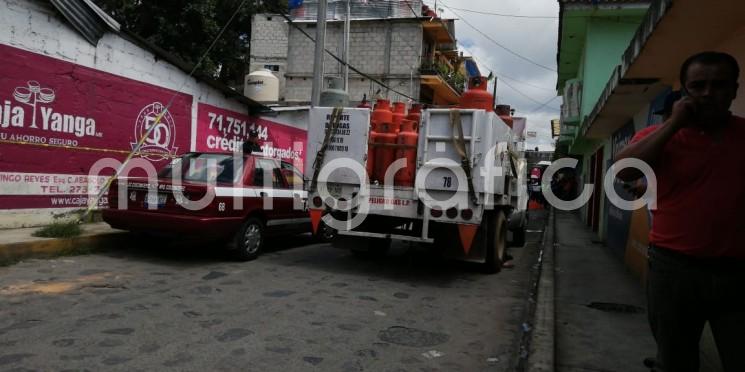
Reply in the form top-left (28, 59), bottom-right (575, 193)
top-left (677, 89), bottom-right (698, 120)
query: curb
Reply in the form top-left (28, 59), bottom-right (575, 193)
top-left (526, 208), bottom-right (556, 372)
top-left (0, 231), bottom-right (128, 266)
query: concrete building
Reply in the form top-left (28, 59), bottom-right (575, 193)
top-left (250, 1), bottom-right (465, 105)
top-left (249, 14), bottom-right (291, 101)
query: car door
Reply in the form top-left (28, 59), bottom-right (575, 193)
top-left (280, 161), bottom-right (308, 219)
top-left (252, 158), bottom-right (295, 232)
top-left (277, 161), bottom-right (311, 233)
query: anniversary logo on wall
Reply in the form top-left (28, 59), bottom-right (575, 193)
top-left (131, 102), bottom-right (179, 161)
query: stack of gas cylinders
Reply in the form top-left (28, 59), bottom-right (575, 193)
top-left (361, 99), bottom-right (421, 187)
top-left (360, 76), bottom-right (513, 187)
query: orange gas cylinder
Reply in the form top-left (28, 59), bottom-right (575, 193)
top-left (460, 76), bottom-right (494, 112)
top-left (372, 99), bottom-right (394, 183)
top-left (367, 120), bottom-right (379, 180)
top-left (406, 104), bottom-right (422, 132)
top-left (374, 121), bottom-right (397, 183)
top-left (495, 104), bottom-right (514, 128)
top-left (372, 99), bottom-right (393, 124)
top-left (392, 102), bottom-right (407, 133)
top-left (395, 119), bottom-right (419, 187)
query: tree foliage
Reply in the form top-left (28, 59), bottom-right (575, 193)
top-left (94, 0), bottom-right (286, 87)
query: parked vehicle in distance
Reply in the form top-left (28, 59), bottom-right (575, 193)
top-left (102, 152), bottom-right (327, 261)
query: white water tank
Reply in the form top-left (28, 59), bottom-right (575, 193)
top-left (244, 69), bottom-right (279, 103)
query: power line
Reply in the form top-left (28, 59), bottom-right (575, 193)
top-left (439, 4), bottom-right (559, 19)
top-left (406, 0), bottom-right (557, 101)
top-left (456, 43), bottom-right (558, 110)
top-left (489, 69), bottom-right (555, 92)
top-left (433, 3), bottom-right (561, 110)
top-left (500, 77), bottom-right (555, 108)
top-left (468, 50), bottom-right (561, 113)
top-left (488, 64), bottom-right (560, 112)
top-left (503, 76), bottom-right (555, 93)
top-left (447, 5), bottom-right (643, 25)
top-left (453, 38), bottom-right (558, 93)
top-left (438, 1), bottom-right (557, 73)
top-left (425, 2), bottom-right (639, 22)
top-left (526, 95), bottom-right (561, 114)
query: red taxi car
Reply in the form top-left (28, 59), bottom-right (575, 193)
top-left (102, 152), bottom-right (324, 261)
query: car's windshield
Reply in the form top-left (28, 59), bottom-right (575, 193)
top-left (158, 153), bottom-right (245, 184)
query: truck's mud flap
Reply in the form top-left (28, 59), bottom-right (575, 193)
top-left (436, 220), bottom-right (488, 264)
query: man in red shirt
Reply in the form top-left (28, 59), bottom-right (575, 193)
top-left (616, 52), bottom-right (745, 371)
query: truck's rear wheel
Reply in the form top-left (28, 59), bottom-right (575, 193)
top-left (313, 221), bottom-right (337, 243)
top-left (510, 227), bottom-right (526, 247)
top-left (483, 211), bottom-right (507, 274)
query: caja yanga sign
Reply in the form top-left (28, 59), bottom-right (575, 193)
top-left (0, 44), bottom-right (192, 209)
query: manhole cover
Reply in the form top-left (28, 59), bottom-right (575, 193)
top-left (378, 326), bottom-right (450, 347)
top-left (587, 302), bottom-right (644, 314)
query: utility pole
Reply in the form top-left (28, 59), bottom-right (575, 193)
top-left (311, 0), bottom-right (328, 106)
top-left (343, 0), bottom-right (351, 91)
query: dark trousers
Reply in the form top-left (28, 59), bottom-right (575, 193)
top-left (647, 245), bottom-right (745, 372)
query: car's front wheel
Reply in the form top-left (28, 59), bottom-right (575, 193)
top-left (233, 218), bottom-right (264, 261)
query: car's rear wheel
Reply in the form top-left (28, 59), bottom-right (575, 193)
top-left (233, 218), bottom-right (264, 261)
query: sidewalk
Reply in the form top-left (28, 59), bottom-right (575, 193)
top-left (552, 210), bottom-right (656, 371)
top-left (535, 210), bottom-right (724, 372)
top-left (0, 222), bottom-right (126, 265)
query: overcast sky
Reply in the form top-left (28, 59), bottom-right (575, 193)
top-left (426, 0), bottom-right (561, 151)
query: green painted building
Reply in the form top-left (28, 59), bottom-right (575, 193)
top-left (555, 0), bottom-right (650, 238)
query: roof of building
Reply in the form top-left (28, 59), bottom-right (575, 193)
top-left (559, 0), bottom-right (649, 3)
top-left (46, 0), bottom-right (268, 113)
top-left (556, 0), bottom-right (651, 91)
top-left (50, 0), bottom-right (120, 44)
top-left (290, 0), bottom-right (424, 21)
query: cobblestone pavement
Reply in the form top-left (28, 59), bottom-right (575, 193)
top-left (0, 212), bottom-right (547, 371)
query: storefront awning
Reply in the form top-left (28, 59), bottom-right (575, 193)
top-left (583, 0), bottom-right (745, 138)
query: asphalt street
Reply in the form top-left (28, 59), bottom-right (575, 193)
top-left (0, 211), bottom-right (547, 372)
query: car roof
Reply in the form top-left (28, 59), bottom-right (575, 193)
top-left (180, 152), bottom-right (289, 164)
